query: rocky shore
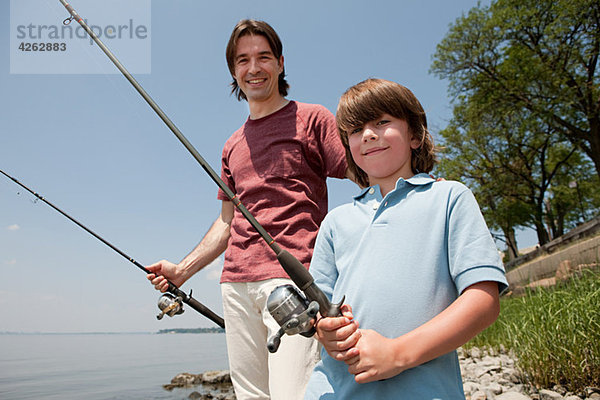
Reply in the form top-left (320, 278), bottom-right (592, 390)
top-left (163, 370), bottom-right (235, 400)
top-left (165, 346), bottom-right (599, 400)
top-left (458, 347), bottom-right (599, 400)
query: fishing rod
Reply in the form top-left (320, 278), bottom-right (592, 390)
top-left (0, 168), bottom-right (224, 328)
top-left (59, 1), bottom-right (343, 350)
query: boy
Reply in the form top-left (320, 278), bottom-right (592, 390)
top-left (304, 78), bottom-right (508, 399)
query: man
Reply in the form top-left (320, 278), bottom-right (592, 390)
top-left (147, 20), bottom-right (348, 400)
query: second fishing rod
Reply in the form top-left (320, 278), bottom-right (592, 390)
top-left (0, 168), bottom-right (224, 328)
top-left (59, 1), bottom-right (343, 350)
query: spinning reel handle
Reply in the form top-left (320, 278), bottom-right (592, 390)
top-left (266, 300), bottom-right (319, 353)
top-left (267, 285), bottom-right (322, 353)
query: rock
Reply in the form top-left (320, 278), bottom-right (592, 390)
top-left (506, 371), bottom-right (522, 384)
top-left (555, 260), bottom-right (573, 282)
top-left (470, 347), bottom-right (483, 359)
top-left (496, 393), bottom-right (533, 400)
top-left (471, 390), bottom-right (488, 400)
top-left (464, 381), bottom-right (481, 396)
top-left (586, 388), bottom-right (600, 397)
top-left (539, 389), bottom-right (564, 399)
top-left (164, 370), bottom-right (235, 399)
top-left (486, 382), bottom-right (504, 395)
top-left (553, 385), bottom-right (568, 396)
top-left (202, 370), bottom-right (231, 385)
top-left (478, 373), bottom-right (494, 386)
top-left (164, 373), bottom-right (204, 390)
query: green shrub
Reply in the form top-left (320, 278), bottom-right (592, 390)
top-left (465, 270), bottom-right (600, 393)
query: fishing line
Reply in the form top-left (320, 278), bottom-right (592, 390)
top-left (0, 168), bottom-right (225, 328)
top-left (58, 0), bottom-right (344, 324)
top-left (41, 0), bottom-right (149, 126)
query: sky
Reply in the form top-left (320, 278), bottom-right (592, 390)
top-left (0, 0), bottom-right (537, 333)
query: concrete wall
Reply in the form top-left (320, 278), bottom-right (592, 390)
top-left (505, 234), bottom-right (600, 288)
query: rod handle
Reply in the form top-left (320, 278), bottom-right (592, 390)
top-left (276, 249), bottom-right (314, 291)
top-left (184, 296), bottom-right (225, 329)
top-left (168, 283), bottom-right (225, 329)
top-left (275, 249), bottom-right (342, 317)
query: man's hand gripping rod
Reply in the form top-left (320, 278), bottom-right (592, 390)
top-left (59, 1), bottom-right (343, 347)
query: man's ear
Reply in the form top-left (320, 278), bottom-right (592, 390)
top-left (278, 55), bottom-right (284, 74)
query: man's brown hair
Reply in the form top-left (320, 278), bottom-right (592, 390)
top-left (225, 19), bottom-right (289, 101)
top-left (336, 78), bottom-right (437, 188)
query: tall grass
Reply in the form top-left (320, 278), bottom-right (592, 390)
top-left (465, 269), bottom-right (600, 393)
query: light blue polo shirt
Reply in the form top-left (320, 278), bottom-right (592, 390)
top-left (304, 174), bottom-right (507, 400)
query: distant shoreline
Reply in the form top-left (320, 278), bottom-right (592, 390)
top-left (157, 327), bottom-right (225, 334)
top-left (0, 328), bottom-right (225, 335)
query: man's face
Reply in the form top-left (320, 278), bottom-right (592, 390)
top-left (232, 34), bottom-right (284, 104)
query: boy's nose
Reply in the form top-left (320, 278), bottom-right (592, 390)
top-left (362, 128), bottom-right (378, 142)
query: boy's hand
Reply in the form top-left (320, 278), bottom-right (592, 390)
top-left (315, 304), bottom-right (361, 362)
top-left (347, 329), bottom-right (405, 383)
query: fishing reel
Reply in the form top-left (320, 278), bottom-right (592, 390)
top-left (156, 293), bottom-right (185, 320)
top-left (267, 284), bottom-right (319, 353)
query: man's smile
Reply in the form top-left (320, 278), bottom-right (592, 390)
top-left (247, 78), bottom-right (267, 84)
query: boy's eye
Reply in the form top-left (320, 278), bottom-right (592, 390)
top-left (350, 127), bottom-right (363, 135)
top-left (377, 119), bottom-right (390, 126)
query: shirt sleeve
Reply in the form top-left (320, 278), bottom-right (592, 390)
top-left (306, 105), bottom-right (347, 180)
top-left (447, 187), bottom-right (508, 295)
top-left (217, 142), bottom-right (236, 201)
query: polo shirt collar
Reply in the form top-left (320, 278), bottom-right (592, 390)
top-left (353, 173), bottom-right (435, 201)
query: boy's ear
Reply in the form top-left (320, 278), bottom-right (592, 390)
top-left (410, 135), bottom-right (421, 150)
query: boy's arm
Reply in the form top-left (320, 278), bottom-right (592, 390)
top-left (347, 280), bottom-right (500, 384)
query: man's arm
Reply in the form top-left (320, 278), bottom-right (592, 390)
top-left (147, 200), bottom-right (234, 291)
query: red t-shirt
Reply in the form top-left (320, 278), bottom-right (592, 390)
top-left (217, 101), bottom-right (347, 282)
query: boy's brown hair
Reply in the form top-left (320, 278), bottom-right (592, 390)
top-left (225, 19), bottom-right (289, 101)
top-left (336, 78), bottom-right (437, 188)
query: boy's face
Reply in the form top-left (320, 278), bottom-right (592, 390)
top-left (348, 114), bottom-right (420, 188)
top-left (232, 34), bottom-right (284, 104)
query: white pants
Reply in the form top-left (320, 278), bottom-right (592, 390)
top-left (221, 278), bottom-right (320, 400)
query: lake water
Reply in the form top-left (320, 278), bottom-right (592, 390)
top-left (0, 333), bottom-right (229, 400)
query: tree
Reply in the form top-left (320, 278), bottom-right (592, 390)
top-left (544, 153), bottom-right (600, 236)
top-left (431, 0), bottom-right (600, 178)
top-left (436, 105), bottom-right (532, 258)
top-left (436, 93), bottom-right (582, 251)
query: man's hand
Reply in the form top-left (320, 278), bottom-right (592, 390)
top-left (146, 260), bottom-right (185, 292)
top-left (315, 304), bottom-right (361, 362)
